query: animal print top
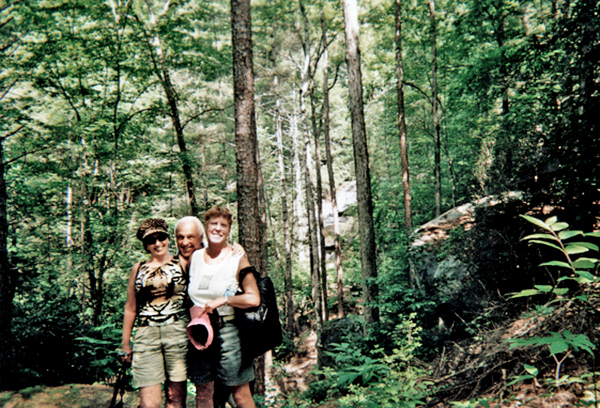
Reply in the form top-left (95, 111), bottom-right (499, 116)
top-left (135, 257), bottom-right (188, 326)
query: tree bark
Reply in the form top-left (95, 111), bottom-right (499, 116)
top-left (300, 87), bottom-right (323, 332)
top-left (136, 1), bottom-right (199, 215)
top-left (341, 0), bottom-right (379, 324)
top-left (321, 15), bottom-right (345, 318)
top-left (275, 75), bottom-right (296, 336)
top-left (309, 80), bottom-right (329, 324)
top-left (291, 97), bottom-right (306, 256)
top-left (0, 138), bottom-right (15, 391)
top-left (161, 68), bottom-right (199, 215)
top-left (429, 0), bottom-right (442, 217)
top-left (298, 0), bottom-right (323, 333)
top-left (230, 0), bottom-right (264, 394)
top-left (395, 0), bottom-right (413, 232)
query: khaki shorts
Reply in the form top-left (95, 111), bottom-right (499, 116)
top-left (132, 319), bottom-right (189, 388)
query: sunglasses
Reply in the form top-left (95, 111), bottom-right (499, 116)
top-left (143, 233), bottom-right (169, 246)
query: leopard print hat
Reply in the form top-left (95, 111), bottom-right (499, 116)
top-left (136, 218), bottom-right (169, 241)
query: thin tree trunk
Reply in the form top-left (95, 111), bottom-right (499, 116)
top-left (137, 1), bottom-right (199, 214)
top-left (80, 165), bottom-right (88, 321)
top-left (162, 69), bottom-right (199, 215)
top-left (0, 138), bottom-right (14, 391)
top-left (341, 0), bottom-right (379, 324)
top-left (429, 0), bottom-right (441, 217)
top-left (299, 0), bottom-right (323, 334)
top-left (230, 0), bottom-right (264, 394)
top-left (321, 15), bottom-right (345, 318)
top-left (299, 0), bottom-right (328, 324)
top-left (275, 75), bottom-right (296, 336)
top-left (291, 94), bottom-right (307, 256)
top-left (300, 89), bottom-right (323, 333)
top-left (395, 0), bottom-right (413, 232)
top-left (257, 144), bottom-right (269, 277)
top-left (309, 81), bottom-right (329, 323)
top-left (66, 185), bottom-right (74, 275)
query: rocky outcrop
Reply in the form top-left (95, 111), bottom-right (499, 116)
top-left (322, 181), bottom-right (359, 249)
top-left (407, 192), bottom-right (546, 344)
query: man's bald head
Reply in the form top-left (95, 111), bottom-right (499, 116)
top-left (175, 216), bottom-right (204, 260)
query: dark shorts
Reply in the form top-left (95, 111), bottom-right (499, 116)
top-left (217, 319), bottom-right (254, 387)
top-left (187, 341), bottom-right (219, 384)
top-left (188, 316), bottom-right (254, 387)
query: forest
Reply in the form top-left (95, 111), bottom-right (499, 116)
top-left (1, 0), bottom-right (599, 406)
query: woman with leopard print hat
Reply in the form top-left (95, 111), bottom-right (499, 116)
top-left (120, 218), bottom-right (189, 408)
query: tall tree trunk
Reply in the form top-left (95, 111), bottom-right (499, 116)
top-left (80, 170), bottom-right (88, 320)
top-left (299, 0), bottom-right (328, 324)
top-left (341, 0), bottom-right (379, 324)
top-left (230, 0), bottom-right (264, 394)
top-left (275, 75), bottom-right (296, 336)
top-left (300, 89), bottom-right (323, 333)
top-left (309, 81), bottom-right (329, 323)
top-left (321, 15), bottom-right (345, 318)
top-left (291, 96), bottom-right (307, 256)
top-left (429, 0), bottom-right (442, 217)
top-left (66, 185), bottom-right (74, 275)
top-left (257, 146), bottom-right (269, 277)
top-left (298, 0), bottom-right (323, 332)
top-left (395, 0), bottom-right (413, 232)
top-left (161, 68), bottom-right (199, 215)
top-left (137, 2), bottom-right (199, 215)
top-left (0, 139), bottom-right (14, 391)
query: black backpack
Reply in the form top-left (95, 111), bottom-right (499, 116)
top-left (235, 267), bottom-right (283, 364)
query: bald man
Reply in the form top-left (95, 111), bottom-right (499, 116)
top-left (175, 216), bottom-right (205, 271)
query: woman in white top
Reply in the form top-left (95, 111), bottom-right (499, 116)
top-left (188, 206), bottom-right (260, 408)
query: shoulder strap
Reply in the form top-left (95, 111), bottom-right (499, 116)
top-left (239, 265), bottom-right (260, 283)
top-left (135, 261), bottom-right (144, 276)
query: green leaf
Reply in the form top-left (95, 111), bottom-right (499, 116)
top-left (565, 245), bottom-right (590, 255)
top-left (558, 230), bottom-right (583, 240)
top-left (548, 338), bottom-right (569, 355)
top-left (529, 240), bottom-right (563, 251)
top-left (551, 222), bottom-right (569, 232)
top-left (534, 285), bottom-right (553, 293)
top-left (508, 289), bottom-right (542, 298)
top-left (571, 334), bottom-right (596, 355)
top-left (552, 288), bottom-right (569, 295)
top-left (339, 372), bottom-right (359, 387)
top-left (74, 337), bottom-right (113, 345)
top-left (574, 270), bottom-right (597, 281)
top-left (521, 215), bottom-right (552, 231)
top-left (585, 232), bottom-right (600, 238)
top-left (568, 242), bottom-right (599, 251)
top-left (545, 216), bottom-right (558, 225)
top-left (571, 259), bottom-right (597, 269)
top-left (506, 374), bottom-right (535, 387)
top-left (539, 260), bottom-right (571, 268)
top-left (522, 233), bottom-right (558, 241)
top-left (524, 364), bottom-right (539, 376)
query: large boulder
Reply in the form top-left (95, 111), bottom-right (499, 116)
top-left (407, 192), bottom-right (548, 345)
top-left (318, 316), bottom-right (364, 368)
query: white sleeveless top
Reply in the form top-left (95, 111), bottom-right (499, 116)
top-left (188, 248), bottom-right (242, 317)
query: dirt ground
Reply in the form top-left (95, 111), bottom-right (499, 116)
top-left (0, 330), bottom-right (319, 408)
top-left (0, 383), bottom-right (144, 408)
